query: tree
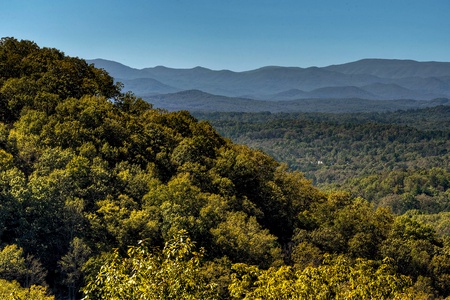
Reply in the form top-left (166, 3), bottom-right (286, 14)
top-left (293, 192), bottom-right (393, 260)
top-left (87, 195), bottom-right (160, 251)
top-left (58, 237), bottom-right (91, 300)
top-left (0, 244), bottom-right (26, 282)
top-left (143, 172), bottom-right (209, 242)
top-left (229, 255), bottom-right (415, 300)
top-left (0, 37), bottom-right (120, 124)
top-left (23, 254), bottom-right (47, 289)
top-left (0, 279), bottom-right (54, 300)
top-left (0, 244), bottom-right (46, 288)
top-left (211, 211), bottom-right (283, 268)
top-left (82, 230), bottom-right (218, 300)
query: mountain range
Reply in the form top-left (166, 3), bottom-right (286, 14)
top-left (87, 58), bottom-right (450, 112)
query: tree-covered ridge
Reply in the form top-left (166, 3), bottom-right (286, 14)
top-left (194, 106), bottom-right (450, 132)
top-left (1, 38), bottom-right (450, 299)
top-left (199, 112), bottom-right (449, 184)
top-left (195, 110), bottom-right (450, 213)
top-left (0, 37), bottom-right (120, 123)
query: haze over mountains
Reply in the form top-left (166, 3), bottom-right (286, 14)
top-left (88, 58), bottom-right (450, 112)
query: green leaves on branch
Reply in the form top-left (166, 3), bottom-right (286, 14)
top-left (83, 230), bottom-right (218, 300)
top-left (0, 279), bottom-right (54, 300)
top-left (229, 255), bottom-right (414, 300)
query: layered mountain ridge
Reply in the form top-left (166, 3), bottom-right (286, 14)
top-left (88, 58), bottom-right (450, 101)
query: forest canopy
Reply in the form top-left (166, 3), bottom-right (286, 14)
top-left (1, 37), bottom-right (450, 299)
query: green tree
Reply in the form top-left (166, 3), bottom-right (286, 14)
top-left (0, 279), bottom-right (54, 300)
top-left (87, 195), bottom-right (160, 251)
top-left (211, 211), bottom-right (283, 268)
top-left (143, 172), bottom-right (209, 242)
top-left (23, 254), bottom-right (47, 289)
top-left (293, 192), bottom-right (393, 260)
top-left (0, 37), bottom-right (120, 124)
top-left (58, 237), bottom-right (91, 300)
top-left (0, 244), bottom-right (46, 289)
top-left (229, 255), bottom-right (415, 300)
top-left (83, 230), bottom-right (218, 300)
top-left (380, 215), bottom-right (440, 279)
top-left (0, 244), bottom-right (26, 282)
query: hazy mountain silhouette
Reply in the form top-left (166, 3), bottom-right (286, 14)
top-left (118, 78), bottom-right (180, 95)
top-left (87, 58), bottom-right (450, 110)
top-left (143, 89), bottom-right (450, 113)
top-left (324, 59), bottom-right (450, 78)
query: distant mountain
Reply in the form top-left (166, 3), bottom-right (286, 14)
top-left (264, 86), bottom-right (377, 101)
top-left (117, 78), bottom-right (180, 96)
top-left (360, 83), bottom-right (442, 100)
top-left (266, 89), bottom-right (308, 101)
top-left (324, 59), bottom-right (450, 78)
top-left (305, 86), bottom-right (377, 100)
top-left (146, 90), bottom-right (273, 112)
top-left (394, 76), bottom-right (450, 95)
top-left (145, 89), bottom-right (450, 113)
top-left (87, 59), bottom-right (384, 97)
top-left (87, 58), bottom-right (450, 110)
top-left (89, 59), bottom-right (142, 78)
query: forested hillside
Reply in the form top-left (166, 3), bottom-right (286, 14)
top-left (2, 38), bottom-right (450, 299)
top-left (195, 109), bottom-right (450, 212)
top-left (144, 90), bottom-right (450, 113)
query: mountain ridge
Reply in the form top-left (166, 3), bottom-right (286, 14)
top-left (325, 58), bottom-right (450, 78)
top-left (145, 89), bottom-right (450, 113)
top-left (87, 58), bottom-right (450, 106)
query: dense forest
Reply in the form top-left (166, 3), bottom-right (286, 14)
top-left (194, 110), bottom-right (450, 209)
top-left (1, 37), bottom-right (450, 299)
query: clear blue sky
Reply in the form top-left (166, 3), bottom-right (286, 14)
top-left (2, 0), bottom-right (449, 71)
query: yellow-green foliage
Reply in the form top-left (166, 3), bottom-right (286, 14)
top-left (2, 38), bottom-right (450, 299)
top-left (83, 230), bottom-right (218, 300)
top-left (0, 279), bottom-right (53, 300)
top-left (229, 256), bottom-right (414, 300)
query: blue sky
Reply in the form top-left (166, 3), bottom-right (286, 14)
top-left (2, 0), bottom-right (449, 71)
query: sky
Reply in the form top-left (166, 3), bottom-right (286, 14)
top-left (1, 0), bottom-right (450, 71)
